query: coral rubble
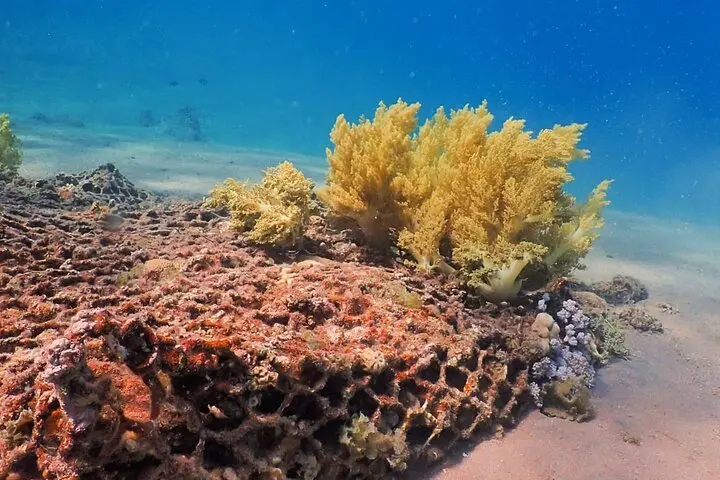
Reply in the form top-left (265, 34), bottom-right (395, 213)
top-left (1, 167), bottom-right (548, 479)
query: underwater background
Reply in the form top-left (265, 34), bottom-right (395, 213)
top-left (2, 3), bottom-right (720, 479)
top-left (1, 0), bottom-right (719, 222)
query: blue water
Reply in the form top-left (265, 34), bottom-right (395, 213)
top-left (1, 0), bottom-right (719, 222)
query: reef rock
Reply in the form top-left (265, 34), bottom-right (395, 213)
top-left (0, 168), bottom-right (543, 479)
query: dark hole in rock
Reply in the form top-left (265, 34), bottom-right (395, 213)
top-left (219, 255), bottom-right (244, 268)
top-left (369, 368), bottom-right (395, 396)
top-left (419, 359), bottom-right (441, 383)
top-left (10, 451), bottom-right (41, 478)
top-left (104, 455), bottom-right (161, 476)
top-left (283, 393), bottom-right (323, 421)
top-left (507, 359), bottom-right (527, 383)
top-left (346, 296), bottom-right (368, 316)
top-left (203, 438), bottom-right (237, 468)
top-left (165, 425), bottom-right (200, 454)
top-left (378, 406), bottom-right (405, 434)
top-left (406, 422), bottom-right (433, 446)
top-left (199, 211), bottom-right (216, 222)
top-left (459, 349), bottom-right (479, 371)
top-left (481, 354), bottom-right (498, 368)
top-left (318, 374), bottom-right (349, 407)
top-left (287, 464), bottom-right (302, 479)
top-left (119, 321), bottom-right (155, 369)
top-left (477, 337), bottom-right (493, 350)
top-left (398, 380), bottom-right (426, 409)
top-left (198, 395), bottom-right (246, 431)
top-left (456, 403), bottom-right (478, 431)
top-left (186, 304), bottom-right (203, 319)
top-left (436, 348), bottom-right (448, 362)
top-left (251, 425), bottom-right (282, 457)
top-left (429, 428), bottom-right (456, 450)
top-left (299, 359), bottom-right (325, 388)
top-left (258, 311), bottom-right (289, 326)
top-left (351, 363), bottom-right (367, 379)
top-left (171, 373), bottom-right (207, 397)
top-left (348, 389), bottom-right (379, 417)
top-left (445, 366), bottom-right (468, 391)
top-left (313, 418), bottom-right (344, 446)
top-left (476, 375), bottom-right (492, 394)
top-left (88, 444), bottom-right (103, 458)
top-left (256, 387), bottom-right (285, 414)
top-left (213, 357), bottom-right (249, 384)
top-left (494, 381), bottom-right (514, 411)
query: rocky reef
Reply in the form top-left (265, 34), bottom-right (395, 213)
top-left (0, 96), bottom-right (636, 478)
top-left (1, 165), bottom-right (551, 480)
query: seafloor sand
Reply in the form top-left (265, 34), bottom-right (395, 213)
top-left (10, 124), bottom-right (720, 480)
top-left (431, 218), bottom-right (720, 480)
top-left (15, 122), bottom-right (328, 197)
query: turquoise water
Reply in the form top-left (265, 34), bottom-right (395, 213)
top-left (1, 0), bottom-right (718, 221)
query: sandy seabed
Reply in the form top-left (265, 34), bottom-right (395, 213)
top-left (432, 217), bottom-right (720, 480)
top-left (8, 123), bottom-right (720, 480)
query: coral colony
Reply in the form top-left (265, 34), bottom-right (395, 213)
top-left (530, 299), bottom-right (596, 408)
top-left (1, 100), bottom-right (620, 478)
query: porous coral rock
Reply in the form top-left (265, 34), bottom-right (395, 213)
top-left (0, 167), bottom-right (542, 480)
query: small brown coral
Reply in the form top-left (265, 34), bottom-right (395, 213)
top-left (540, 377), bottom-right (595, 422)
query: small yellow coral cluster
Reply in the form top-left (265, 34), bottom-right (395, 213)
top-left (320, 99), bottom-right (611, 301)
top-left (205, 161), bottom-right (314, 247)
top-left (0, 113), bottom-right (22, 174)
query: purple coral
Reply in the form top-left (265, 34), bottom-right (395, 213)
top-left (530, 297), bottom-right (596, 407)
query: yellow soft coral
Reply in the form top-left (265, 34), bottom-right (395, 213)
top-left (318, 99), bottom-right (420, 247)
top-left (0, 114), bottom-right (22, 174)
top-left (206, 161), bottom-right (314, 247)
top-left (542, 179), bottom-right (612, 273)
top-left (321, 99), bottom-right (611, 301)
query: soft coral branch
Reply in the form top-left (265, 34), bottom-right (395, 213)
top-left (320, 99), bottom-right (611, 302)
top-left (205, 161), bottom-right (314, 247)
